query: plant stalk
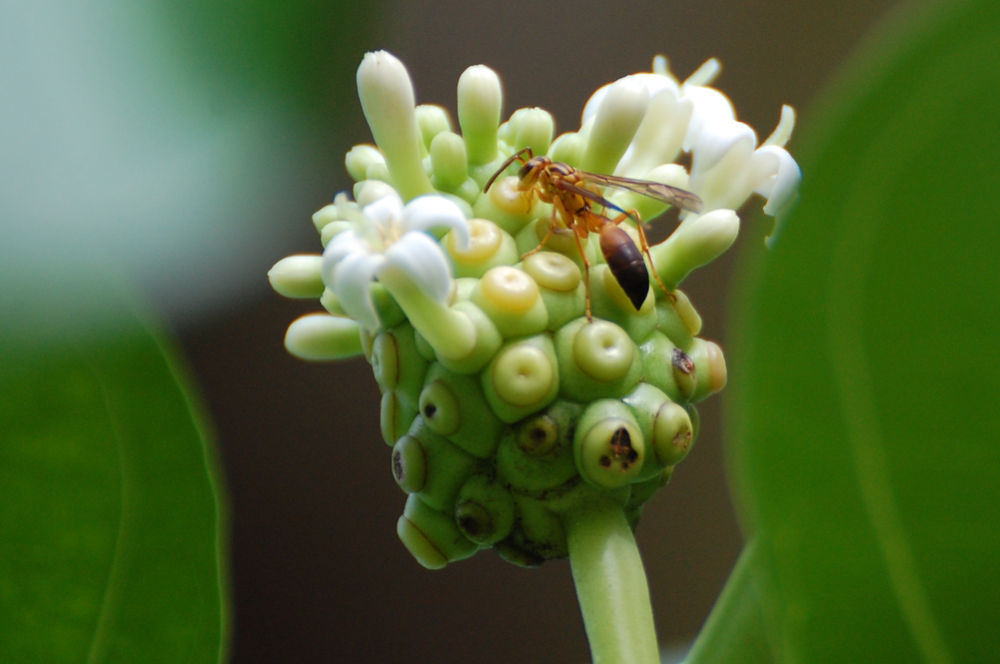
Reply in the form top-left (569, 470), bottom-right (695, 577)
top-left (563, 499), bottom-right (660, 664)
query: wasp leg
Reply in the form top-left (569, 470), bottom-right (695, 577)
top-left (571, 223), bottom-right (594, 322)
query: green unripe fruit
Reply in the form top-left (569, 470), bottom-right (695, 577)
top-left (622, 383), bottom-right (694, 470)
top-left (418, 365), bottom-right (504, 458)
top-left (398, 421), bottom-right (480, 512)
top-left (495, 401), bottom-right (580, 493)
top-left (391, 432), bottom-right (427, 493)
top-left (454, 475), bottom-right (515, 545)
top-left (637, 331), bottom-right (686, 402)
top-left (380, 390), bottom-right (417, 447)
top-left (555, 318), bottom-right (641, 402)
top-left (671, 347), bottom-right (697, 401)
top-left (415, 104), bottom-right (452, 151)
top-left (574, 400), bottom-right (646, 489)
top-left (482, 334), bottom-right (559, 423)
top-left (434, 301), bottom-right (503, 374)
top-left (397, 494), bottom-right (478, 569)
top-left (687, 338), bottom-right (728, 402)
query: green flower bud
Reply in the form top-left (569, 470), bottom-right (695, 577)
top-left (654, 289), bottom-right (700, 345)
top-left (444, 219), bottom-right (519, 278)
top-left (344, 144), bottom-right (387, 183)
top-left (356, 51), bottom-right (433, 199)
top-left (268, 254), bottom-right (324, 299)
top-left (418, 365), bottom-right (504, 459)
top-left (555, 318), bottom-right (641, 402)
top-left (500, 107), bottom-right (555, 158)
top-left (319, 288), bottom-right (346, 317)
top-left (580, 78), bottom-right (648, 175)
top-left (319, 220), bottom-right (353, 248)
top-left (521, 252), bottom-right (586, 331)
top-left (482, 334), bottom-right (559, 423)
top-left (312, 203), bottom-right (340, 233)
top-left (429, 130), bottom-right (469, 192)
top-left (454, 474), bottom-right (515, 545)
top-left (415, 103), bottom-right (452, 151)
top-left (397, 494), bottom-right (478, 569)
top-left (495, 401), bottom-right (580, 494)
top-left (283, 313), bottom-right (363, 361)
top-left (548, 131), bottom-right (585, 167)
top-left (457, 65), bottom-right (502, 166)
top-left (469, 266), bottom-right (548, 338)
top-left (573, 399), bottom-right (646, 489)
top-left (651, 209), bottom-right (740, 289)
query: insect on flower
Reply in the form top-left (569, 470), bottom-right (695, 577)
top-left (484, 148), bottom-right (703, 321)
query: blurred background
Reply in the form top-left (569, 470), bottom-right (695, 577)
top-left (2, 0), bottom-right (899, 661)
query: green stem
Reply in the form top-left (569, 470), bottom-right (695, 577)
top-left (563, 499), bottom-right (660, 664)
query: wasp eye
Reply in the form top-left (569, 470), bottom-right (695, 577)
top-left (518, 162), bottom-right (533, 180)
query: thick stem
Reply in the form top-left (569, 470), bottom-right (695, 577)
top-left (563, 499), bottom-right (660, 664)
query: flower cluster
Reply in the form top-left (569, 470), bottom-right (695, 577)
top-left (268, 51), bottom-right (799, 568)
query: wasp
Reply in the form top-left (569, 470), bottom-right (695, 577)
top-left (484, 147), bottom-right (703, 321)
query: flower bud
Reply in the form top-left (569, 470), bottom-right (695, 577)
top-left (457, 65), bottom-right (502, 166)
top-left (356, 51), bottom-right (433, 199)
top-left (652, 209), bottom-right (740, 288)
top-left (283, 313), bottom-right (362, 361)
top-left (268, 254), bottom-right (324, 299)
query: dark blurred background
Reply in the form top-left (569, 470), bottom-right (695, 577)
top-left (4, 0), bottom-right (898, 661)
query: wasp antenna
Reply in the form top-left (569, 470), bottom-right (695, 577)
top-left (483, 147), bottom-right (535, 193)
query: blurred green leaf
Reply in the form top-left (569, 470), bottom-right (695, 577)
top-left (692, 0), bottom-right (1000, 661)
top-left (0, 289), bottom-right (228, 663)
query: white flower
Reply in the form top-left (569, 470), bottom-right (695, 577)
top-left (322, 190), bottom-right (470, 329)
top-left (581, 56), bottom-right (801, 219)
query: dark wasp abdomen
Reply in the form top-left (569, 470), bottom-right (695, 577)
top-left (599, 226), bottom-right (649, 310)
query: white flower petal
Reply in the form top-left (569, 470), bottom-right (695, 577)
top-left (322, 230), bottom-right (370, 285)
top-left (681, 85), bottom-right (738, 153)
top-left (382, 231), bottom-right (453, 304)
top-left (361, 191), bottom-right (405, 233)
top-left (333, 251), bottom-right (384, 330)
top-left (400, 195), bottom-right (470, 249)
top-left (616, 88), bottom-right (691, 177)
top-left (751, 145), bottom-right (802, 216)
top-left (689, 120), bottom-right (757, 175)
top-left (582, 73), bottom-right (677, 125)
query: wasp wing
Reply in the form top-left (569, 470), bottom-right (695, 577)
top-left (580, 171), bottom-right (703, 213)
top-left (550, 178), bottom-right (638, 222)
